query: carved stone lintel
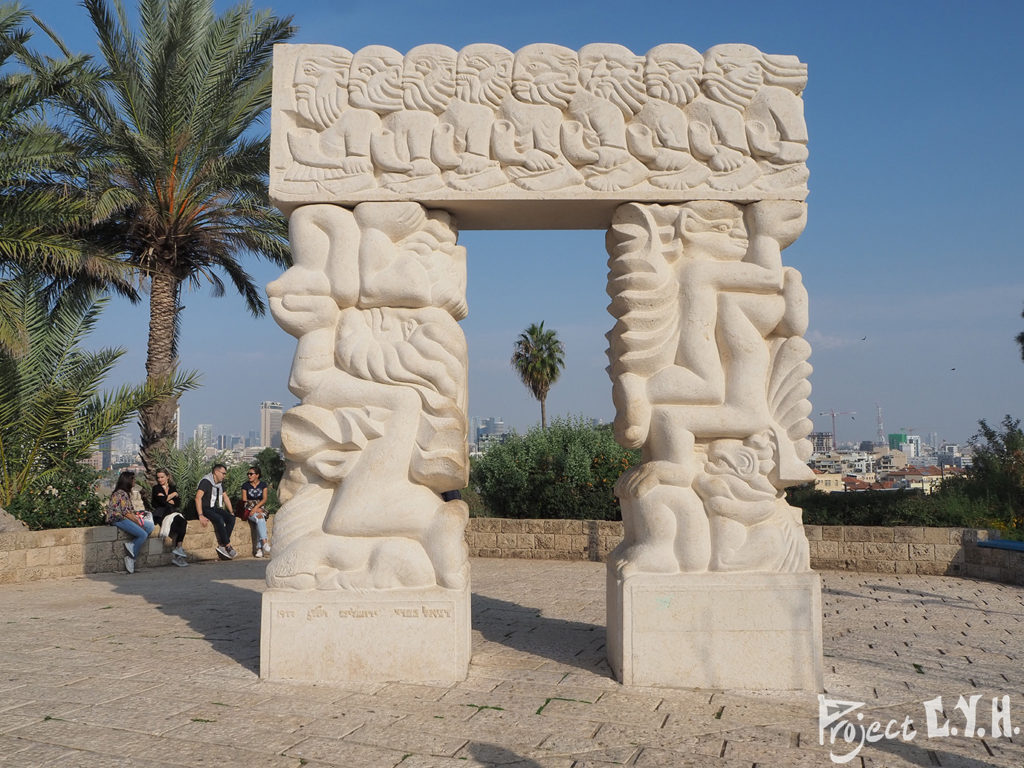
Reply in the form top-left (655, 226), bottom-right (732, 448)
top-left (271, 42), bottom-right (809, 226)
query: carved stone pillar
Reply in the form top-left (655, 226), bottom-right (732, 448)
top-left (604, 200), bottom-right (822, 690)
top-left (260, 202), bottom-right (471, 683)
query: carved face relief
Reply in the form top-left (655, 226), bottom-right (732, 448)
top-left (578, 43), bottom-right (645, 117)
top-left (403, 44), bottom-right (457, 113)
top-left (348, 45), bottom-right (404, 112)
top-left (702, 44), bottom-right (764, 111)
top-left (677, 201), bottom-right (748, 262)
top-left (292, 49), bottom-right (352, 130)
top-left (644, 44), bottom-right (702, 106)
top-left (511, 44), bottom-right (579, 110)
top-left (455, 44), bottom-right (513, 107)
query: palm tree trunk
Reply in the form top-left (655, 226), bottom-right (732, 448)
top-left (541, 396), bottom-right (547, 430)
top-left (139, 269), bottom-right (180, 478)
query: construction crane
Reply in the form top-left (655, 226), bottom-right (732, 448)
top-left (818, 409), bottom-right (856, 451)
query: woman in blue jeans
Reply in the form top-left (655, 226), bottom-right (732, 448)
top-left (106, 471), bottom-right (154, 574)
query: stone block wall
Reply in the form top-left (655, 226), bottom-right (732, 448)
top-left (0, 518), bottom-right (273, 584)
top-left (466, 518), bottom-right (623, 562)
top-left (1, 518), bottom-right (1022, 586)
top-left (803, 525), bottom-right (969, 576)
top-left (464, 520), bottom-right (1024, 586)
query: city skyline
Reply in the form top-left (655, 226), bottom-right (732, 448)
top-left (24, 0), bottom-right (1024, 450)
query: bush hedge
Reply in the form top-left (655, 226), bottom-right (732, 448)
top-left (7, 463), bottom-right (105, 530)
top-left (470, 417), bottom-right (641, 520)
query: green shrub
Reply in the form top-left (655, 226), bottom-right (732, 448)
top-left (470, 417), bottom-right (640, 520)
top-left (7, 463), bottom-right (105, 530)
top-left (789, 484), bottom-right (997, 529)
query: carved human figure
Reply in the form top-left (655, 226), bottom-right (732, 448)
top-left (492, 43), bottom-right (583, 190)
top-left (281, 47), bottom-right (378, 194)
top-left (606, 200), bottom-right (813, 575)
top-left (627, 44), bottom-right (710, 190)
top-left (266, 202), bottom-right (470, 591)
top-left (565, 43), bottom-right (649, 191)
top-left (702, 44), bottom-right (808, 193)
top-left (433, 44), bottom-right (512, 190)
top-left (346, 45), bottom-right (422, 189)
top-left (374, 44), bottom-right (455, 192)
top-left (679, 48), bottom-right (763, 192)
top-left (695, 433), bottom-right (809, 572)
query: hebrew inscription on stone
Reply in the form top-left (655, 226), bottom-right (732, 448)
top-left (266, 201), bottom-right (469, 592)
top-left (605, 200), bottom-right (814, 575)
top-left (271, 42), bottom-right (808, 216)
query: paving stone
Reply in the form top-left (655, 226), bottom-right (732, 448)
top-left (282, 735), bottom-right (407, 766)
top-left (0, 559), bottom-right (1021, 767)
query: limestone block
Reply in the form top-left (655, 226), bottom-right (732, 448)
top-left (803, 525), bottom-right (821, 541)
top-left (919, 560), bottom-right (959, 576)
top-left (858, 560), bottom-right (896, 574)
top-left (866, 527), bottom-right (895, 542)
top-left (810, 540), bottom-right (839, 559)
top-left (909, 543), bottom-right (935, 560)
top-left (923, 527), bottom-right (953, 544)
top-left (821, 526), bottom-right (843, 541)
top-left (83, 526), bottom-right (118, 543)
top-left (270, 43), bottom-right (808, 228)
top-left (842, 527), bottom-right (871, 542)
top-left (837, 542), bottom-right (865, 559)
top-left (894, 527), bottom-right (926, 543)
top-left (933, 548), bottom-right (962, 565)
top-left (607, 570), bottom-right (822, 690)
top-left (261, 585), bottom-right (470, 683)
top-left (895, 560), bottom-right (916, 574)
top-left (25, 547), bottom-right (49, 567)
top-left (862, 543), bottom-right (908, 560)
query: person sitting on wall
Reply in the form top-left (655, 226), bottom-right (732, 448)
top-left (240, 466), bottom-right (271, 558)
top-left (106, 470), bottom-right (154, 574)
top-left (196, 463), bottom-right (236, 560)
top-left (152, 468), bottom-right (189, 567)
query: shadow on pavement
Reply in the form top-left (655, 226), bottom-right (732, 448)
top-left (472, 592), bottom-right (611, 676)
top-left (88, 559), bottom-right (266, 674)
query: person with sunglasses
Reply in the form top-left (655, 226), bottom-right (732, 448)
top-left (240, 466), bottom-right (271, 557)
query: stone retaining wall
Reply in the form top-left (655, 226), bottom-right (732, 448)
top-left (0, 517), bottom-right (273, 584)
top-left (2, 518), bottom-right (1022, 586)
top-left (464, 519), bottom-right (1024, 586)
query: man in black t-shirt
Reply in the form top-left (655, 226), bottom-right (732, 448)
top-left (196, 463), bottom-right (236, 559)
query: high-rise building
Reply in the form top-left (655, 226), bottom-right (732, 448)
top-left (173, 406), bottom-right (181, 449)
top-left (98, 434), bottom-right (112, 470)
top-left (260, 401), bottom-right (282, 449)
top-left (193, 423), bottom-right (213, 449)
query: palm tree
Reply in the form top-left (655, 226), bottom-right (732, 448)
top-left (0, 273), bottom-right (197, 506)
top-left (0, 2), bottom-right (133, 353)
top-left (511, 321), bottom-right (565, 429)
top-left (63, 0), bottom-right (294, 474)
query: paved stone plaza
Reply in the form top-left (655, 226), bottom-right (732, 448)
top-left (0, 558), bottom-right (1020, 767)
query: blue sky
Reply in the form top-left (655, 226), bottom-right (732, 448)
top-left (26, 0), bottom-right (1024, 447)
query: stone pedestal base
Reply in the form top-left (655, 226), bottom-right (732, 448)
top-left (607, 570), bottom-right (822, 690)
top-left (260, 585), bottom-right (470, 684)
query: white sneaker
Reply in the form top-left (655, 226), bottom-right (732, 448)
top-left (124, 542), bottom-right (134, 557)
top-left (172, 555), bottom-right (188, 567)
top-left (255, 548), bottom-right (263, 558)
top-left (124, 555), bottom-right (135, 574)
top-left (262, 543), bottom-right (271, 555)
top-left (172, 546), bottom-right (187, 558)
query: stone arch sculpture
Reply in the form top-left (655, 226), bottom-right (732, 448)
top-left (262, 42), bottom-right (822, 691)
